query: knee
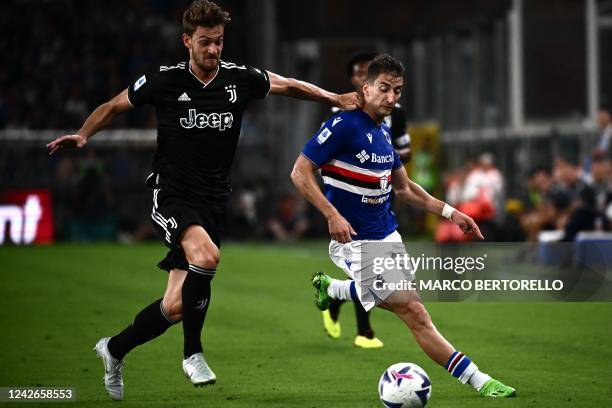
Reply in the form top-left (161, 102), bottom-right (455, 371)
top-left (187, 245), bottom-right (220, 269)
top-left (162, 296), bottom-right (183, 322)
top-left (394, 301), bottom-right (433, 332)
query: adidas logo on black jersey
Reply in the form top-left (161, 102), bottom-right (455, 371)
top-left (178, 92), bottom-right (191, 102)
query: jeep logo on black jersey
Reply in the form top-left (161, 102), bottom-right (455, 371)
top-left (180, 109), bottom-right (234, 131)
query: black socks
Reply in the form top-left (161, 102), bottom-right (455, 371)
top-left (181, 264), bottom-right (215, 358)
top-left (354, 301), bottom-right (374, 339)
top-left (328, 298), bottom-right (375, 339)
top-left (107, 298), bottom-right (177, 360)
top-left (329, 298), bottom-right (342, 321)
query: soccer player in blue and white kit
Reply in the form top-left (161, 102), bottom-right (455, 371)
top-left (291, 54), bottom-right (515, 398)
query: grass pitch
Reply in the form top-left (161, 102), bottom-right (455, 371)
top-left (0, 242), bottom-right (611, 407)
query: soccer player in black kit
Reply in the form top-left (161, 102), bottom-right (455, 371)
top-left (47, 0), bottom-right (360, 401)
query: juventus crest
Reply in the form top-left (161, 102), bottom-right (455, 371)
top-left (225, 84), bottom-right (237, 103)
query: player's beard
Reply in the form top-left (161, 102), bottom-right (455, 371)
top-left (196, 53), bottom-right (220, 73)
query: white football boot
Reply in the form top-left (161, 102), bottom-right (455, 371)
top-left (94, 337), bottom-right (124, 400)
top-left (182, 353), bottom-right (217, 386)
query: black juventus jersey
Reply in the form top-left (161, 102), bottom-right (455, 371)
top-left (128, 60), bottom-right (271, 201)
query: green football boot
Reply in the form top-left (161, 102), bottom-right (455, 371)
top-left (311, 272), bottom-right (332, 311)
top-left (479, 379), bottom-right (516, 398)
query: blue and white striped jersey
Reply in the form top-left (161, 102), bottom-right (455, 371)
top-left (302, 109), bottom-right (403, 240)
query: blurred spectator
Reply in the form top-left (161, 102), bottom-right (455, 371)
top-left (499, 198), bottom-right (526, 241)
top-left (563, 153), bottom-right (612, 241)
top-left (435, 157), bottom-right (499, 242)
top-left (520, 168), bottom-right (556, 241)
top-left (227, 184), bottom-right (264, 239)
top-left (266, 192), bottom-right (310, 242)
top-left (443, 166), bottom-right (469, 208)
top-left (594, 106), bottom-right (612, 158)
top-left (521, 157), bottom-right (592, 242)
top-left (462, 153), bottom-right (504, 217)
top-left (524, 167), bottom-right (552, 211)
top-left (459, 153), bottom-right (503, 240)
top-left (550, 157), bottom-right (584, 220)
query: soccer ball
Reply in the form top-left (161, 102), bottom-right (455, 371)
top-left (378, 362), bottom-right (432, 408)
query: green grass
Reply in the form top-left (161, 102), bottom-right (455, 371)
top-left (0, 242), bottom-right (611, 407)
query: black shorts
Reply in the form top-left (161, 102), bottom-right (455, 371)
top-left (150, 187), bottom-right (226, 272)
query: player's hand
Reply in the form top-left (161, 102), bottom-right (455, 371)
top-left (328, 214), bottom-right (357, 243)
top-left (450, 210), bottom-right (484, 240)
top-left (47, 134), bottom-right (87, 155)
top-left (335, 92), bottom-right (363, 110)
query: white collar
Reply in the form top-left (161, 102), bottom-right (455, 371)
top-left (189, 61), bottom-right (219, 88)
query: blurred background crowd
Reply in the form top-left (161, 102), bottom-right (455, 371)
top-left (1, 0), bottom-right (611, 245)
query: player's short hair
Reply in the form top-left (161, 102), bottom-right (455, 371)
top-left (183, 0), bottom-right (231, 35)
top-left (366, 54), bottom-right (404, 83)
top-left (346, 51), bottom-right (378, 78)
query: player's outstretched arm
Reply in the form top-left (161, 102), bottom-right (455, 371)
top-left (391, 166), bottom-right (484, 239)
top-left (291, 154), bottom-right (357, 243)
top-left (47, 89), bottom-right (133, 155)
top-left (267, 71), bottom-right (362, 110)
